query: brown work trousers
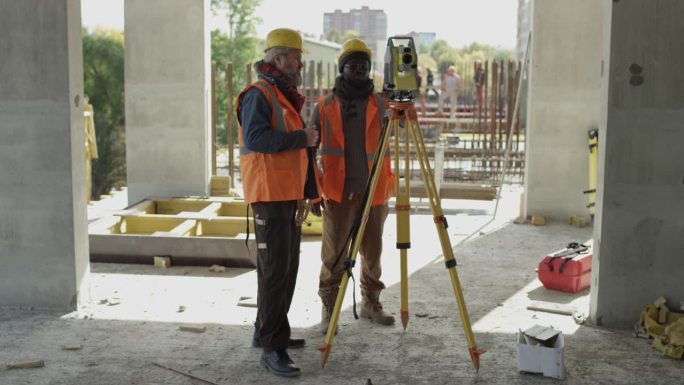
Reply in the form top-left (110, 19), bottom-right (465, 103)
top-left (251, 201), bottom-right (300, 352)
top-left (319, 193), bottom-right (389, 293)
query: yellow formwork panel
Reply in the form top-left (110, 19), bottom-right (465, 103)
top-left (125, 200), bottom-right (156, 214)
top-left (301, 213), bottom-right (322, 236)
top-left (122, 216), bottom-right (187, 235)
top-left (198, 217), bottom-right (254, 237)
top-left (217, 200), bottom-right (250, 217)
top-left (155, 200), bottom-right (214, 215)
top-left (210, 175), bottom-right (237, 197)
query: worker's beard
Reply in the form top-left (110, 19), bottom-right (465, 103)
top-left (288, 71), bottom-right (302, 87)
top-left (281, 64), bottom-right (302, 87)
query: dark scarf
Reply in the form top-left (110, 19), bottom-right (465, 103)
top-left (333, 76), bottom-right (374, 103)
top-left (255, 60), bottom-right (305, 113)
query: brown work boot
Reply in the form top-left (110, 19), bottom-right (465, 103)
top-left (319, 288), bottom-right (338, 335)
top-left (361, 290), bottom-right (395, 325)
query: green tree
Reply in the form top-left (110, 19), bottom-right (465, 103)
top-left (82, 28), bottom-right (126, 200)
top-left (430, 40), bottom-right (451, 64)
top-left (325, 28), bottom-right (342, 43)
top-left (211, 0), bottom-right (262, 145)
top-left (492, 48), bottom-right (516, 62)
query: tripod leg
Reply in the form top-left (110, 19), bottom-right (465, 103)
top-left (319, 114), bottom-right (396, 369)
top-left (407, 116), bottom-right (483, 372)
top-left (395, 119), bottom-right (411, 329)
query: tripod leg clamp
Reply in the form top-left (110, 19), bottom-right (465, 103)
top-left (445, 259), bottom-right (457, 269)
top-left (434, 215), bottom-right (449, 229)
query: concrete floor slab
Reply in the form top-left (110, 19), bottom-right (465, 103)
top-left (2, 188), bottom-right (682, 384)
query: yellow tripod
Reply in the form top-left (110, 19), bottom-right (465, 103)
top-left (318, 101), bottom-right (483, 372)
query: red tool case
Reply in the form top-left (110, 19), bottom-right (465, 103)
top-left (537, 242), bottom-right (592, 293)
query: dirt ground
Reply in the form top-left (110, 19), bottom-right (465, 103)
top-left (2, 189), bottom-right (683, 384)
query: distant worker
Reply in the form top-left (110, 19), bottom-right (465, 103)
top-left (237, 27), bottom-right (321, 378)
top-left (426, 67), bottom-right (436, 97)
top-left (437, 65), bottom-right (461, 120)
top-left (309, 38), bottom-right (396, 336)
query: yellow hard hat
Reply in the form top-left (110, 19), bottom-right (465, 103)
top-left (338, 38), bottom-right (372, 69)
top-left (264, 28), bottom-right (302, 51)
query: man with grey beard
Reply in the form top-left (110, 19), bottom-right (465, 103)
top-left (236, 28), bottom-right (320, 377)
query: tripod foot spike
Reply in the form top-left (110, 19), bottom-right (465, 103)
top-left (318, 344), bottom-right (332, 368)
top-left (469, 347), bottom-right (485, 373)
top-left (401, 310), bottom-right (409, 330)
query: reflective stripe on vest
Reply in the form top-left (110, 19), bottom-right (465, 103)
top-left (317, 93), bottom-right (394, 204)
top-left (365, 94), bottom-right (386, 160)
top-left (239, 80), bottom-right (287, 156)
top-left (320, 94), bottom-right (344, 158)
top-left (236, 79), bottom-right (308, 204)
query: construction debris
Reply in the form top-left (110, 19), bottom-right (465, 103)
top-left (527, 301), bottom-right (577, 316)
top-left (517, 325), bottom-right (565, 379)
top-left (209, 264), bottom-right (226, 273)
top-left (62, 344), bottom-right (82, 351)
top-left (179, 325), bottom-right (206, 333)
top-left (237, 296), bottom-right (257, 308)
top-left (567, 215), bottom-right (588, 228)
top-left (177, 305), bottom-right (186, 313)
top-left (6, 360), bottom-right (45, 369)
top-left (513, 216), bottom-right (527, 224)
top-left (99, 297), bottom-right (121, 306)
top-left (572, 312), bottom-right (587, 325)
top-left (634, 297), bottom-right (684, 359)
top-left (531, 215), bottom-right (546, 226)
top-left (154, 256), bottom-right (171, 268)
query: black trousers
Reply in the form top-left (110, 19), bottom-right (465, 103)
top-left (251, 200), bottom-right (301, 351)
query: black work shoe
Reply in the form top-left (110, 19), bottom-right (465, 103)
top-left (260, 349), bottom-right (301, 377)
top-left (252, 337), bottom-right (306, 349)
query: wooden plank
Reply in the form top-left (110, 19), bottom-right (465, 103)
top-left (226, 62), bottom-right (234, 188)
top-left (527, 301), bottom-right (577, 316)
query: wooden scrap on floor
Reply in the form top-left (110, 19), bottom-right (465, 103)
top-left (527, 301), bottom-right (577, 316)
top-left (531, 215), bottom-right (546, 226)
top-left (106, 297), bottom-right (121, 306)
top-left (6, 360), bottom-right (45, 369)
top-left (62, 344), bottom-right (82, 351)
top-left (513, 216), bottom-right (527, 224)
top-left (154, 256), bottom-right (171, 268)
top-left (152, 362), bottom-right (219, 385)
top-left (567, 215), bottom-right (588, 228)
top-left (237, 296), bottom-right (257, 308)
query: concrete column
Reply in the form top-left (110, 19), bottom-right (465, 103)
top-left (525, 0), bottom-right (604, 219)
top-left (590, 0), bottom-right (684, 327)
top-left (125, 0), bottom-right (211, 205)
top-left (0, 0), bottom-right (89, 309)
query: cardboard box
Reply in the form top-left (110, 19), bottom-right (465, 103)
top-left (517, 325), bottom-right (565, 379)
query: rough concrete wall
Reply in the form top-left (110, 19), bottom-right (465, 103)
top-left (524, 0), bottom-right (603, 219)
top-left (0, 0), bottom-right (89, 309)
top-left (125, 0), bottom-right (211, 205)
top-left (590, 0), bottom-right (684, 328)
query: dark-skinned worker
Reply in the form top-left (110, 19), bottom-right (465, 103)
top-left (308, 38), bottom-right (396, 335)
top-left (237, 28), bottom-right (321, 378)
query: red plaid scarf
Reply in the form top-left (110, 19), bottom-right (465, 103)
top-left (257, 61), bottom-right (305, 113)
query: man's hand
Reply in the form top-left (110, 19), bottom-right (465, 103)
top-left (304, 127), bottom-right (319, 147)
top-left (310, 200), bottom-right (324, 217)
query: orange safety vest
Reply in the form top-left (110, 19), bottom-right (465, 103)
top-left (237, 79), bottom-right (308, 204)
top-left (317, 93), bottom-right (394, 205)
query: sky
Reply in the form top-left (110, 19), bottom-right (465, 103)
top-left (81, 0), bottom-right (518, 49)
